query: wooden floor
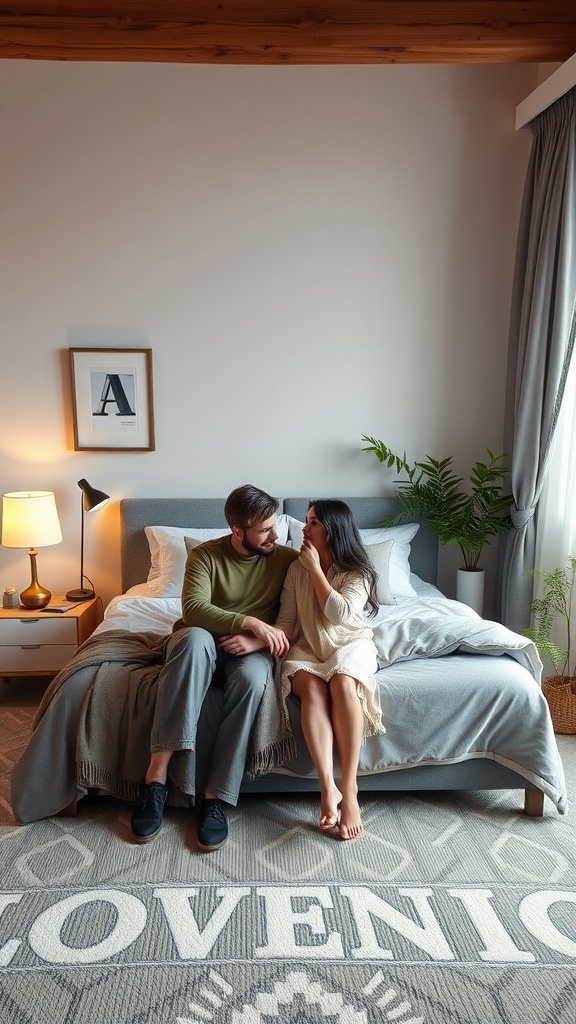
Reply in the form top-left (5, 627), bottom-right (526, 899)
top-left (0, 677), bottom-right (49, 827)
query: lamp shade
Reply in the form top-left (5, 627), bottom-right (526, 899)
top-left (78, 478), bottom-right (109, 514)
top-left (1, 490), bottom-right (62, 609)
top-left (1, 491), bottom-right (63, 548)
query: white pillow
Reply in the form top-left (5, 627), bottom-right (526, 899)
top-left (365, 539), bottom-right (396, 606)
top-left (286, 516), bottom-right (305, 549)
top-left (145, 525), bottom-right (229, 597)
top-left (144, 515), bottom-right (290, 597)
top-left (360, 525), bottom-right (419, 597)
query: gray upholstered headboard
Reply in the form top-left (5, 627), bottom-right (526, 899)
top-left (119, 497), bottom-right (438, 593)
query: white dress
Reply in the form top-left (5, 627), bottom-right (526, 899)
top-left (276, 560), bottom-right (384, 737)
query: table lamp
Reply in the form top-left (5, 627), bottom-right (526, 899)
top-left (66, 478), bottom-right (110, 601)
top-left (1, 491), bottom-right (63, 609)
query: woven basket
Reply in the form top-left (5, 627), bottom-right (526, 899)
top-left (542, 675), bottom-right (576, 734)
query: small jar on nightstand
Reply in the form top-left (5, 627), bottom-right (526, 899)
top-left (2, 587), bottom-right (19, 609)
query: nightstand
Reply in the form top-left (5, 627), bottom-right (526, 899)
top-left (0, 596), bottom-right (99, 678)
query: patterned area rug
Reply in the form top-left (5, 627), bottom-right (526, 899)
top-left (1, 680), bottom-right (575, 1024)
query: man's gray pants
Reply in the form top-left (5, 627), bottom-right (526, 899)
top-left (150, 626), bottom-right (271, 806)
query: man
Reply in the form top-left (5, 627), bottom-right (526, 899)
top-left (130, 484), bottom-right (298, 850)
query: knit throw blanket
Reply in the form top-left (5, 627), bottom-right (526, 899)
top-left (33, 629), bottom-right (296, 804)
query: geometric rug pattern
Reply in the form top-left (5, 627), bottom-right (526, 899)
top-left (1, 677), bottom-right (575, 1023)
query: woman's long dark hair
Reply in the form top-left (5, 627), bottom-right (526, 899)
top-left (309, 499), bottom-right (379, 615)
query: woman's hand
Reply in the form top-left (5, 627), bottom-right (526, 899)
top-left (299, 538), bottom-right (322, 575)
top-left (299, 538), bottom-right (333, 611)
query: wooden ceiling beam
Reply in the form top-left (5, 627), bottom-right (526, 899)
top-left (0, 2), bottom-right (575, 65)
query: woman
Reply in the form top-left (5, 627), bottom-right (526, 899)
top-left (276, 500), bottom-right (384, 840)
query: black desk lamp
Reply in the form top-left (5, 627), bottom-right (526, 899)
top-left (66, 478), bottom-right (110, 601)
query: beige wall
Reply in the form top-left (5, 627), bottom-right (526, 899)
top-left (0, 61), bottom-right (537, 609)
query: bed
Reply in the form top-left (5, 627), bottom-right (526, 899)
top-left (10, 496), bottom-right (567, 823)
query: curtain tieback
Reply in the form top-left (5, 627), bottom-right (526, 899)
top-left (510, 506), bottom-right (536, 529)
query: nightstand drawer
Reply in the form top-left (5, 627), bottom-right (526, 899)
top-left (0, 596), bottom-right (99, 678)
top-left (1, 644), bottom-right (78, 673)
top-left (0, 618), bottom-right (78, 646)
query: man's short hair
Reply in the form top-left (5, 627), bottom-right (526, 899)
top-left (224, 485), bottom-right (279, 531)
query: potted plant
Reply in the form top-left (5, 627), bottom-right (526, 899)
top-left (524, 557), bottom-right (576, 734)
top-left (361, 436), bottom-right (513, 613)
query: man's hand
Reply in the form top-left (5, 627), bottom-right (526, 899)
top-left (219, 634), bottom-right (266, 657)
top-left (242, 616), bottom-right (290, 657)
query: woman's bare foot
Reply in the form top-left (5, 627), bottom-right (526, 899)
top-left (319, 785), bottom-right (342, 830)
top-left (338, 792), bottom-right (363, 840)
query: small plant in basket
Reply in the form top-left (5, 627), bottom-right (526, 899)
top-left (524, 556), bottom-right (576, 734)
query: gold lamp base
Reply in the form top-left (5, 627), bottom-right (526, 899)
top-left (20, 549), bottom-right (52, 609)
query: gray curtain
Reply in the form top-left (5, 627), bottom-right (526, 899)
top-left (498, 86), bottom-right (576, 633)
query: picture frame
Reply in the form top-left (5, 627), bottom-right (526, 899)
top-left (69, 348), bottom-right (155, 452)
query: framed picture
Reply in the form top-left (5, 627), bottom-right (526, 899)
top-left (69, 348), bottom-right (155, 451)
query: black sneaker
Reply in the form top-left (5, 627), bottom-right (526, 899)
top-left (197, 797), bottom-right (228, 851)
top-left (130, 781), bottom-right (169, 843)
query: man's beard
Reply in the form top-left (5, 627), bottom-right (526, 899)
top-left (242, 538), bottom-right (275, 558)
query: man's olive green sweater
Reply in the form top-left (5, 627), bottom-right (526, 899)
top-left (181, 535), bottom-right (298, 635)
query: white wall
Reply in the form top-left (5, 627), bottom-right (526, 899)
top-left (0, 61), bottom-right (537, 610)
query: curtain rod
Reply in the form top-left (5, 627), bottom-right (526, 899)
top-left (516, 52), bottom-right (576, 129)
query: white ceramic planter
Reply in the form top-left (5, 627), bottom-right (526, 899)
top-left (456, 568), bottom-right (485, 616)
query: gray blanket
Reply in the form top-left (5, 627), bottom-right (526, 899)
top-left (371, 596), bottom-right (543, 678)
top-left (32, 629), bottom-right (296, 804)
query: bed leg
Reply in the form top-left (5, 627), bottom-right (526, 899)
top-left (524, 789), bottom-right (544, 817)
top-left (58, 799), bottom-right (79, 817)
